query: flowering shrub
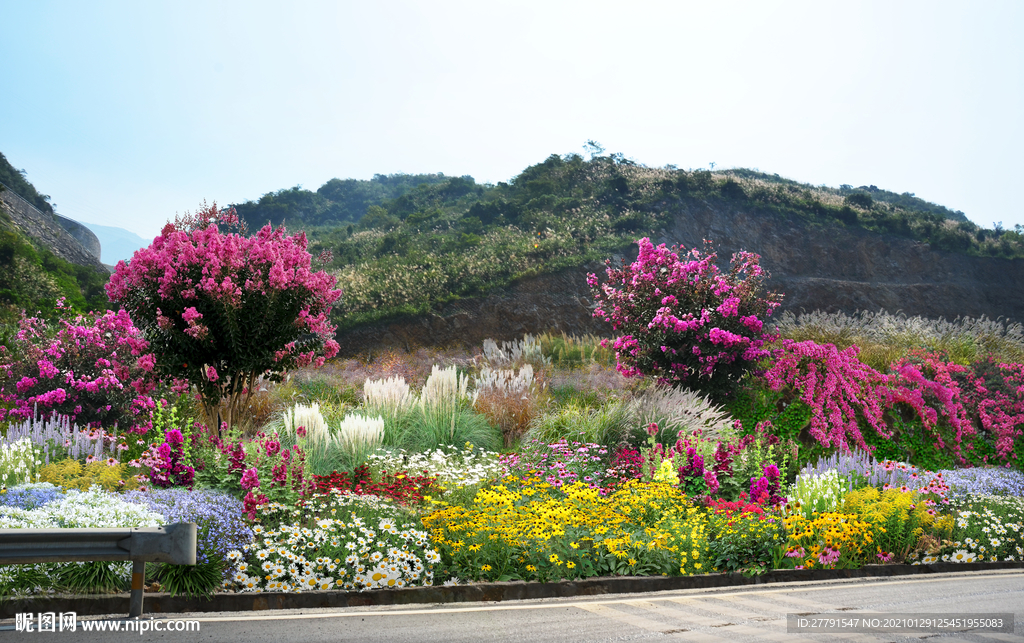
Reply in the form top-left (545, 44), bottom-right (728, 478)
top-left (224, 495), bottom-right (438, 592)
top-left (763, 339), bottom-right (889, 451)
top-left (105, 203), bottom-right (342, 432)
top-left (307, 464), bottom-right (437, 506)
top-left (0, 306), bottom-right (158, 432)
top-left (0, 482), bottom-right (65, 510)
top-left (888, 354), bottom-right (1024, 464)
top-left (423, 478), bottom-right (705, 582)
top-left (938, 467), bottom-right (1024, 500)
top-left (500, 438), bottom-right (612, 491)
top-left (781, 511), bottom-right (876, 569)
top-left (589, 238), bottom-right (782, 400)
top-left (0, 437), bottom-right (41, 489)
top-left (366, 446), bottom-right (503, 491)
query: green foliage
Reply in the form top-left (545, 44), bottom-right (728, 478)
top-left (538, 332), bottom-right (616, 369)
top-left (401, 405), bottom-right (502, 454)
top-left (232, 173), bottom-right (457, 230)
top-left (57, 561), bottom-right (126, 593)
top-left (0, 226), bottom-right (110, 318)
top-left (156, 560), bottom-right (223, 598)
top-left (527, 400), bottom-right (632, 450)
top-left (0, 152), bottom-right (54, 214)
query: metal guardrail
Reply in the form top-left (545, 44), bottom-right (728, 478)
top-left (0, 523), bottom-right (197, 617)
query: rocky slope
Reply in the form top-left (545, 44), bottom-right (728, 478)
top-left (333, 199), bottom-right (1024, 356)
top-left (0, 189), bottom-right (106, 273)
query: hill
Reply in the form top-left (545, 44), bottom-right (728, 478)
top-left (248, 153), bottom-right (1021, 334)
top-left (0, 157), bottom-right (111, 322)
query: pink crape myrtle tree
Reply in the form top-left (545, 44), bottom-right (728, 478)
top-left (589, 237), bottom-right (783, 401)
top-left (0, 300), bottom-right (159, 433)
top-left (105, 203), bottom-right (342, 434)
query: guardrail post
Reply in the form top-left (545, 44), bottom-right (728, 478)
top-left (129, 560), bottom-right (146, 618)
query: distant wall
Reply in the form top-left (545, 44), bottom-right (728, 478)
top-left (0, 188), bottom-right (107, 273)
top-left (54, 214), bottom-right (102, 261)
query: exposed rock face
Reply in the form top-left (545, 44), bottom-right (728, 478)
top-left (54, 214), bottom-right (102, 261)
top-left (333, 200), bottom-right (1024, 357)
top-left (0, 189), bottom-right (107, 273)
top-left (659, 199), bottom-right (1024, 323)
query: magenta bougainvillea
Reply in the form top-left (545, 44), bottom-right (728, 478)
top-left (105, 203), bottom-right (342, 432)
top-left (589, 238), bottom-right (782, 400)
top-left (0, 302), bottom-right (158, 433)
top-left (763, 339), bottom-right (1023, 465)
top-left (763, 339), bottom-right (891, 451)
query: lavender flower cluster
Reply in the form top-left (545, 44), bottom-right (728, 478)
top-left (3, 414), bottom-right (119, 465)
top-left (123, 488), bottom-right (254, 565)
top-left (0, 482), bottom-right (65, 510)
top-left (937, 467), bottom-right (1024, 501)
top-left (801, 449), bottom-right (949, 501)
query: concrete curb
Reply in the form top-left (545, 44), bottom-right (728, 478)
top-left (3, 561), bottom-right (1023, 618)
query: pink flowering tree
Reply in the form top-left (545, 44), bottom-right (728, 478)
top-left (589, 238), bottom-right (783, 400)
top-left (0, 301), bottom-right (159, 433)
top-left (105, 203), bottom-right (342, 434)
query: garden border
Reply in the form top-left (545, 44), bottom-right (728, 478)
top-left (2, 561), bottom-right (1022, 618)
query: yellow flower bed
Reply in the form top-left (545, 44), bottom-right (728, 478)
top-left (423, 478), bottom-right (709, 582)
top-left (782, 511), bottom-right (875, 569)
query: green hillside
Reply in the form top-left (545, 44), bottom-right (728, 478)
top-left (0, 152), bottom-right (55, 214)
top-left (257, 153), bottom-right (1022, 330)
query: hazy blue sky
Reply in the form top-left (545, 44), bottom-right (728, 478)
top-left (2, 0), bottom-right (1022, 239)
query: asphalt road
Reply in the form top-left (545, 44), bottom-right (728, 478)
top-left (2, 569), bottom-right (1022, 643)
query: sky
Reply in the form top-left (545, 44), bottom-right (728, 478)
top-left (1, 0), bottom-right (1022, 240)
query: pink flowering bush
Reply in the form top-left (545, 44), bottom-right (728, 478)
top-left (0, 303), bottom-right (158, 433)
top-left (762, 340), bottom-right (1023, 465)
top-left (886, 352), bottom-right (1023, 465)
top-left (105, 203), bottom-right (342, 433)
top-left (589, 238), bottom-right (782, 400)
top-left (763, 339), bottom-right (890, 451)
top-left (148, 428), bottom-right (195, 488)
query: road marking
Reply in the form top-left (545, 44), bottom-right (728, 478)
top-left (628, 599), bottom-right (733, 628)
top-left (667, 596), bottom-right (775, 622)
top-left (573, 602), bottom-right (696, 638)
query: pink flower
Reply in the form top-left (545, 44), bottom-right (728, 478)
top-left (205, 365), bottom-right (219, 382)
top-left (240, 467), bottom-right (260, 490)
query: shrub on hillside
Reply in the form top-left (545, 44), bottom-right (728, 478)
top-left (589, 238), bottom-right (782, 401)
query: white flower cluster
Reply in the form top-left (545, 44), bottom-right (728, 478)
top-left (0, 437), bottom-right (42, 489)
top-left (225, 514), bottom-right (439, 593)
top-left (0, 486), bottom-right (165, 529)
top-left (367, 446), bottom-right (503, 490)
top-left (786, 469), bottom-right (845, 519)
